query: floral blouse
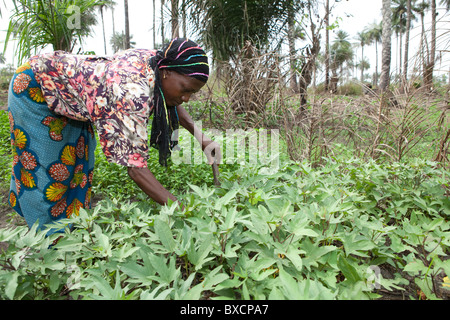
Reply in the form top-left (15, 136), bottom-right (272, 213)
top-left (29, 49), bottom-right (156, 168)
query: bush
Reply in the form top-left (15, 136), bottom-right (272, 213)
top-left (337, 82), bottom-right (363, 96)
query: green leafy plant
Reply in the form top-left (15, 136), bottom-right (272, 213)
top-left (5, 0), bottom-right (107, 64)
top-left (0, 110), bottom-right (12, 187)
top-left (1, 154), bottom-right (448, 300)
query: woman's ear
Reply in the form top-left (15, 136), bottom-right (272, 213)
top-left (161, 69), bottom-right (172, 79)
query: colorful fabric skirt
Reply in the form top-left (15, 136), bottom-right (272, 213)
top-left (8, 63), bottom-right (96, 235)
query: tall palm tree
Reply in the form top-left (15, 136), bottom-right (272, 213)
top-left (153, 0), bottom-right (156, 48)
top-left (402, 0), bottom-right (411, 84)
top-left (380, 0), bottom-right (392, 92)
top-left (286, 18), bottom-right (307, 94)
top-left (97, 0), bottom-right (116, 55)
top-left (111, 4), bottom-right (116, 36)
top-left (297, 1), bottom-right (321, 106)
top-left (392, 0), bottom-right (408, 77)
top-left (325, 0), bottom-right (330, 91)
top-left (423, 0), bottom-right (436, 90)
top-left (415, 1), bottom-right (429, 83)
top-left (161, 0), bottom-right (166, 45)
top-left (330, 30), bottom-right (353, 90)
top-left (392, 15), bottom-right (405, 77)
top-left (402, 0), bottom-right (418, 86)
top-left (355, 31), bottom-right (369, 83)
top-left (366, 21), bottom-right (382, 86)
top-left (356, 58), bottom-right (370, 82)
top-left (181, 0), bottom-right (187, 38)
top-left (171, 0), bottom-right (179, 38)
top-left (124, 0), bottom-right (130, 49)
top-left (287, 0), bottom-right (301, 93)
top-left (110, 31), bottom-right (135, 53)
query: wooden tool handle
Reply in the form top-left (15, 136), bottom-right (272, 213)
top-left (211, 150), bottom-right (221, 187)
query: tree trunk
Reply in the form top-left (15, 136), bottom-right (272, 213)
top-left (330, 68), bottom-right (338, 94)
top-left (124, 0), bottom-right (130, 49)
top-left (403, 0), bottom-right (412, 87)
top-left (424, 0), bottom-right (436, 91)
top-left (153, 0), bottom-right (156, 48)
top-left (398, 32), bottom-right (403, 80)
top-left (171, 0), bottom-right (179, 39)
top-left (287, 2), bottom-right (298, 93)
top-left (374, 40), bottom-right (379, 87)
top-left (182, 0), bottom-right (186, 38)
top-left (360, 45), bottom-right (364, 83)
top-left (325, 0), bottom-right (330, 91)
top-left (380, 0), bottom-right (392, 92)
top-left (298, 6), bottom-right (320, 107)
top-left (100, 7), bottom-right (107, 54)
top-left (112, 7), bottom-right (116, 35)
top-left (161, 0), bottom-right (165, 44)
top-left (420, 11), bottom-right (428, 84)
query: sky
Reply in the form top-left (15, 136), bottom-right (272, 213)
top-left (1, 0), bottom-right (448, 79)
top-left (84, 0), bottom-right (385, 58)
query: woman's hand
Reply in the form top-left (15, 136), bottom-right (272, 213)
top-left (202, 139), bottom-right (221, 165)
top-left (176, 105), bottom-right (221, 165)
top-left (127, 166), bottom-right (177, 205)
top-left (128, 166), bottom-right (186, 211)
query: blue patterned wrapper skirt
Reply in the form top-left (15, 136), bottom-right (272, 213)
top-left (7, 63), bottom-right (96, 235)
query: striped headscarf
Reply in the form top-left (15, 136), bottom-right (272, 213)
top-left (148, 38), bottom-right (209, 166)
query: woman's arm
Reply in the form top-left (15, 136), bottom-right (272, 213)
top-left (127, 166), bottom-right (178, 206)
top-left (177, 105), bottom-right (221, 164)
top-left (127, 106), bottom-right (218, 208)
top-left (177, 105), bottom-right (206, 144)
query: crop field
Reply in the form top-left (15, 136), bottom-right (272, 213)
top-left (0, 86), bottom-right (449, 300)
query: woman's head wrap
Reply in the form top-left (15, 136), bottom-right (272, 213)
top-left (148, 38), bottom-right (209, 166)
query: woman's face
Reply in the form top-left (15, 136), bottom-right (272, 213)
top-left (160, 70), bottom-right (205, 107)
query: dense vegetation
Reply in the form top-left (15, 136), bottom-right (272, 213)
top-left (0, 99), bottom-right (449, 299)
